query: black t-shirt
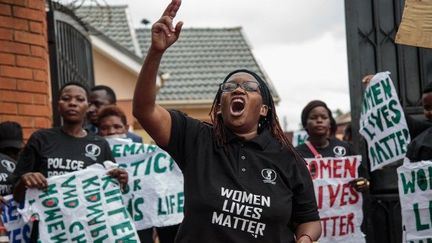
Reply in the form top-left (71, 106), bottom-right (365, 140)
top-left (405, 113), bottom-right (432, 139)
top-left (0, 153), bottom-right (17, 195)
top-left (295, 137), bottom-right (355, 158)
top-left (163, 110), bottom-right (319, 243)
top-left (12, 127), bottom-right (114, 180)
top-left (406, 127), bottom-right (432, 162)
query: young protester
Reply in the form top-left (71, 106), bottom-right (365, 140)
top-left (295, 100), bottom-right (369, 192)
top-left (11, 82), bottom-right (128, 242)
top-left (132, 1), bottom-right (321, 242)
top-left (98, 105), bottom-right (181, 243)
top-left (295, 100), bottom-right (369, 242)
top-left (86, 85), bottom-right (143, 143)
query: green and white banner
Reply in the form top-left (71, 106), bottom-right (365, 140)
top-left (108, 138), bottom-right (184, 230)
top-left (398, 160), bottom-right (432, 243)
top-left (20, 163), bottom-right (139, 242)
top-left (359, 72), bottom-right (410, 171)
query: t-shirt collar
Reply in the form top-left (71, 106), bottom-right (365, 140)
top-left (226, 128), bottom-right (272, 150)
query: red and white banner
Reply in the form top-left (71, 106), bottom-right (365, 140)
top-left (304, 155), bottom-right (365, 243)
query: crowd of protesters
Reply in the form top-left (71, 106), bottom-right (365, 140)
top-left (0, 0), bottom-right (431, 242)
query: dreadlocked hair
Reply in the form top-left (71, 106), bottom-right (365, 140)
top-left (262, 94), bottom-right (305, 162)
top-left (210, 90), bottom-right (226, 147)
top-left (209, 69), bottom-right (302, 161)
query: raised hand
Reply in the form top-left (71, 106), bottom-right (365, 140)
top-left (362, 74), bottom-right (374, 85)
top-left (151, 0), bottom-right (183, 52)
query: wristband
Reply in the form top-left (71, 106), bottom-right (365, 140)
top-left (297, 233), bottom-right (313, 243)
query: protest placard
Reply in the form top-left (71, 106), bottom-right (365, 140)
top-left (1, 195), bottom-right (32, 242)
top-left (398, 160), bottom-right (432, 242)
top-left (19, 163), bottom-right (139, 242)
top-left (108, 138), bottom-right (184, 230)
top-left (304, 155), bottom-right (365, 243)
top-left (395, 0), bottom-right (432, 49)
top-left (359, 72), bottom-right (410, 171)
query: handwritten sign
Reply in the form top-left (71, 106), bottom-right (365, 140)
top-left (305, 155), bottom-right (365, 243)
top-left (359, 72), bottom-right (410, 171)
top-left (19, 163), bottom-right (139, 242)
top-left (108, 138), bottom-right (184, 230)
top-left (398, 160), bottom-right (432, 242)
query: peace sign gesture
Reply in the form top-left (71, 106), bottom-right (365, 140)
top-left (151, 0), bottom-right (183, 52)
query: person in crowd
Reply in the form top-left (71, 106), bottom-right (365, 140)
top-left (406, 123), bottom-right (432, 161)
top-left (342, 123), bottom-right (353, 143)
top-left (405, 82), bottom-right (432, 161)
top-left (0, 121), bottom-right (24, 242)
top-left (295, 100), bottom-right (369, 192)
top-left (86, 85), bottom-right (143, 143)
top-left (421, 82), bottom-right (432, 121)
top-left (0, 121), bottom-right (24, 161)
top-left (98, 105), bottom-right (181, 243)
top-left (11, 82), bottom-right (128, 242)
top-left (98, 105), bottom-right (131, 139)
top-left (0, 121), bottom-right (24, 199)
top-left (132, 1), bottom-right (321, 242)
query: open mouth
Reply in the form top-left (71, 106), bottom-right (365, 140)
top-left (230, 98), bottom-right (245, 116)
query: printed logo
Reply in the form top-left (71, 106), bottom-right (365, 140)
top-left (261, 169), bottom-right (277, 185)
top-left (1, 159), bottom-right (15, 173)
top-left (85, 144), bottom-right (101, 161)
top-left (333, 146), bottom-right (346, 157)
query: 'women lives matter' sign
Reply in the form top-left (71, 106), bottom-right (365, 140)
top-left (398, 160), bottom-right (432, 242)
top-left (359, 72), bottom-right (410, 171)
top-left (304, 155), bottom-right (365, 243)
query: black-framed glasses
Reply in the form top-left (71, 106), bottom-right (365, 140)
top-left (220, 81), bottom-right (260, 92)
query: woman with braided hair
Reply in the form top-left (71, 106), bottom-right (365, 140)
top-left (132, 1), bottom-right (321, 242)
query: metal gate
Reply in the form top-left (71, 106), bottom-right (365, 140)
top-left (47, 1), bottom-right (94, 126)
top-left (345, 0), bottom-right (432, 242)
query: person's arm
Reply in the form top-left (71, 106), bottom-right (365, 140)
top-left (345, 142), bottom-right (370, 192)
top-left (295, 220), bottom-right (321, 243)
top-left (290, 154), bottom-right (321, 242)
top-left (133, 0), bottom-right (183, 147)
top-left (13, 172), bottom-right (47, 203)
top-left (11, 133), bottom-right (47, 202)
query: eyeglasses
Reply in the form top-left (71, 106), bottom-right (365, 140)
top-left (220, 81), bottom-right (260, 92)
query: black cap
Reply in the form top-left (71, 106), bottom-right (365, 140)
top-left (0, 121), bottom-right (24, 149)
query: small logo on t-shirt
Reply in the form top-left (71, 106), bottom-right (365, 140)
top-left (85, 144), bottom-right (101, 161)
top-left (261, 169), bottom-right (277, 185)
top-left (1, 159), bottom-right (15, 173)
top-left (333, 146), bottom-right (346, 157)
